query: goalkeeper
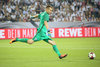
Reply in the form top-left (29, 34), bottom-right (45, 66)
top-left (10, 5), bottom-right (67, 59)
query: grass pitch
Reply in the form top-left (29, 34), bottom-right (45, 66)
top-left (0, 38), bottom-right (100, 67)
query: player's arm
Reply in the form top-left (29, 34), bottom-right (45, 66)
top-left (44, 21), bottom-right (49, 30)
top-left (44, 21), bottom-right (51, 36)
top-left (30, 14), bottom-right (39, 19)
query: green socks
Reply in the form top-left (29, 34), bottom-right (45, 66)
top-left (52, 45), bottom-right (61, 56)
top-left (16, 38), bottom-right (29, 43)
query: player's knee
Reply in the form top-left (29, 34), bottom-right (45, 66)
top-left (48, 40), bottom-right (56, 45)
top-left (52, 41), bottom-right (56, 45)
top-left (27, 39), bottom-right (34, 44)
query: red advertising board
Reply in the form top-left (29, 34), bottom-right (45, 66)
top-left (0, 27), bottom-right (100, 39)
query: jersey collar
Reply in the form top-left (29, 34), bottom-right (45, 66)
top-left (45, 11), bottom-right (49, 15)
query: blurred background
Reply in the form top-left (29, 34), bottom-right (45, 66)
top-left (0, 0), bottom-right (100, 23)
top-left (0, 1), bottom-right (100, 67)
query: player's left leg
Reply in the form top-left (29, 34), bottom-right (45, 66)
top-left (9, 38), bottom-right (34, 44)
top-left (10, 31), bottom-right (41, 44)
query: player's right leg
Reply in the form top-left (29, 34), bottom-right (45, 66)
top-left (9, 38), bottom-right (34, 44)
top-left (48, 40), bottom-right (68, 59)
top-left (43, 38), bottom-right (67, 59)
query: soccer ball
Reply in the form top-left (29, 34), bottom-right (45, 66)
top-left (88, 52), bottom-right (96, 59)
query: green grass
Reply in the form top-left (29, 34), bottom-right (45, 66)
top-left (0, 38), bottom-right (100, 67)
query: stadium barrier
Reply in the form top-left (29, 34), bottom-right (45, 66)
top-left (0, 22), bottom-right (100, 29)
top-left (0, 27), bottom-right (100, 39)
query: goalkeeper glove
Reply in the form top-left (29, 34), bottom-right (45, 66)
top-left (48, 29), bottom-right (51, 37)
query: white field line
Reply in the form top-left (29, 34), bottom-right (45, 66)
top-left (0, 45), bottom-right (100, 50)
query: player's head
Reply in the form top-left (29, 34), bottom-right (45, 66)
top-left (46, 5), bottom-right (53, 14)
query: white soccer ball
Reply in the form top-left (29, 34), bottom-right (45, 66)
top-left (88, 52), bottom-right (96, 59)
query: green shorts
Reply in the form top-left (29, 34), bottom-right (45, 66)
top-left (32, 31), bottom-right (52, 43)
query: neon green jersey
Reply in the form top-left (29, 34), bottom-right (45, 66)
top-left (37, 11), bottom-right (49, 33)
top-left (32, 11), bottom-right (52, 42)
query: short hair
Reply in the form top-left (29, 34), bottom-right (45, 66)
top-left (46, 5), bottom-right (52, 9)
